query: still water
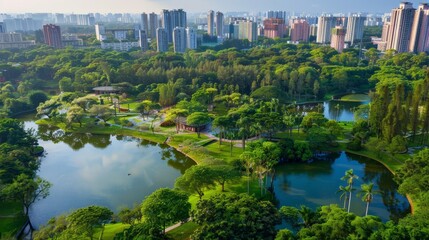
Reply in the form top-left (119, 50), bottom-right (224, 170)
top-left (323, 100), bottom-right (369, 122)
top-left (273, 152), bottom-right (410, 222)
top-left (24, 121), bottom-right (195, 228)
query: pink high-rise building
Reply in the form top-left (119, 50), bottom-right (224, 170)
top-left (330, 26), bottom-right (346, 53)
top-left (385, 2), bottom-right (415, 53)
top-left (290, 19), bottom-right (310, 42)
top-left (263, 18), bottom-right (285, 39)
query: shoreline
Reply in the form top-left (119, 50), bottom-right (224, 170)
top-left (33, 120), bottom-right (416, 215)
top-left (345, 149), bottom-right (415, 214)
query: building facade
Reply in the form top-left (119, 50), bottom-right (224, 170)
top-left (149, 12), bottom-right (158, 39)
top-left (317, 15), bottom-right (337, 43)
top-left (330, 26), bottom-right (346, 53)
top-left (43, 24), bottom-right (62, 48)
top-left (263, 18), bottom-right (285, 39)
top-left (173, 27), bottom-right (186, 53)
top-left (186, 27), bottom-right (197, 49)
top-left (409, 3), bottom-right (429, 52)
top-left (216, 11), bottom-right (224, 37)
top-left (207, 10), bottom-right (215, 36)
top-left (345, 14), bottom-right (366, 45)
top-left (290, 18), bottom-right (310, 42)
top-left (385, 2), bottom-right (415, 53)
top-left (156, 27), bottom-right (168, 52)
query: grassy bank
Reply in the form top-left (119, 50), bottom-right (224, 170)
top-left (0, 202), bottom-right (27, 238)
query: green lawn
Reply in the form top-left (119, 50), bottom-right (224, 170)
top-left (340, 94), bottom-right (370, 102)
top-left (166, 221), bottom-right (198, 240)
top-left (93, 223), bottom-right (130, 240)
top-left (0, 216), bottom-right (27, 237)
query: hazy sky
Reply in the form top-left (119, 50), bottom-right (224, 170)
top-left (0, 0), bottom-right (424, 14)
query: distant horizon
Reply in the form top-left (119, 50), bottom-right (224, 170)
top-left (0, 0), bottom-right (425, 15)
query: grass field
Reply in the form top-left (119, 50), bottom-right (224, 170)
top-left (0, 202), bottom-right (26, 238)
top-left (340, 94), bottom-right (370, 102)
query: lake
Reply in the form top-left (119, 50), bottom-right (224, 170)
top-left (23, 118), bottom-right (407, 228)
top-left (23, 121), bottom-right (195, 228)
top-left (273, 152), bottom-right (410, 222)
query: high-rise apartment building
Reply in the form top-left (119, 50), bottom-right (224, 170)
top-left (186, 27), bottom-right (197, 49)
top-left (208, 10), bottom-right (215, 36)
top-left (385, 2), bottom-right (415, 53)
top-left (216, 11), bottom-right (224, 37)
top-left (149, 13), bottom-right (159, 39)
top-left (345, 14), bottom-right (366, 45)
top-left (161, 9), bottom-right (187, 43)
top-left (330, 26), bottom-right (346, 53)
top-left (0, 22), bottom-right (5, 33)
top-left (317, 15), bottom-right (337, 43)
top-left (267, 11), bottom-right (288, 21)
top-left (43, 24), bottom-right (62, 48)
top-left (239, 21), bottom-right (257, 42)
top-left (263, 18), bottom-right (285, 39)
top-left (409, 3), bottom-right (429, 53)
top-left (310, 24), bottom-right (318, 38)
top-left (95, 23), bottom-right (106, 41)
top-left (141, 13), bottom-right (149, 33)
top-left (139, 30), bottom-right (149, 52)
top-left (156, 28), bottom-right (168, 52)
top-left (173, 27), bottom-right (186, 53)
top-left (290, 18), bottom-right (310, 42)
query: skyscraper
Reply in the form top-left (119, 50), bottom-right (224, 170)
top-left (43, 24), bottom-right (62, 48)
top-left (345, 14), bottom-right (366, 45)
top-left (409, 3), bottom-right (429, 53)
top-left (173, 27), bottom-right (186, 53)
top-left (290, 19), bottom-right (310, 42)
top-left (317, 15), bottom-right (337, 43)
top-left (208, 10), bottom-right (215, 36)
top-left (141, 13), bottom-right (149, 33)
top-left (149, 13), bottom-right (159, 39)
top-left (385, 2), bottom-right (415, 53)
top-left (263, 18), bottom-right (285, 39)
top-left (0, 22), bottom-right (5, 33)
top-left (161, 9), bottom-right (187, 43)
top-left (330, 26), bottom-right (346, 53)
top-left (186, 27), bottom-right (197, 49)
top-left (95, 23), bottom-right (106, 41)
top-left (139, 30), bottom-right (149, 52)
top-left (156, 28), bottom-right (168, 52)
top-left (239, 21), bottom-right (257, 42)
top-left (267, 11), bottom-right (288, 21)
top-left (216, 12), bottom-right (224, 37)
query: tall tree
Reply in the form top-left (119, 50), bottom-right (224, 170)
top-left (341, 169), bottom-right (359, 213)
top-left (359, 182), bottom-right (380, 217)
top-left (2, 174), bottom-right (51, 216)
top-left (174, 165), bottom-right (215, 199)
top-left (141, 188), bottom-right (190, 234)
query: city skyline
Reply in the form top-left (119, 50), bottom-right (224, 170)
top-left (0, 0), bottom-right (425, 14)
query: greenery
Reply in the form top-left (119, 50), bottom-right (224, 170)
top-left (2, 35), bottom-right (429, 239)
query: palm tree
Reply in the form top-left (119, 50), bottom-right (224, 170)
top-left (240, 151), bottom-right (255, 194)
top-left (337, 185), bottom-right (351, 209)
top-left (341, 169), bottom-right (359, 213)
top-left (359, 182), bottom-right (380, 216)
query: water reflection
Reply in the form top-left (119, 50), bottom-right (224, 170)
top-left (22, 120), bottom-right (195, 228)
top-left (273, 152), bottom-right (410, 222)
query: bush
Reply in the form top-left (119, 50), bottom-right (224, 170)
top-left (160, 120), bottom-right (175, 127)
top-left (347, 138), bottom-right (362, 151)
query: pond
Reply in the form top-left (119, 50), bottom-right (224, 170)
top-left (23, 120), bottom-right (195, 228)
top-left (323, 100), bottom-right (368, 122)
top-left (273, 152), bottom-right (410, 222)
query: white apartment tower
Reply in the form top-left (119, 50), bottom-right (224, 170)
top-left (409, 3), bottom-right (429, 52)
top-left (345, 14), bottom-right (366, 45)
top-left (156, 28), bottom-right (168, 52)
top-left (173, 27), bottom-right (186, 53)
top-left (385, 2), bottom-right (415, 53)
top-left (186, 27), bottom-right (197, 49)
top-left (317, 15), bottom-right (337, 43)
